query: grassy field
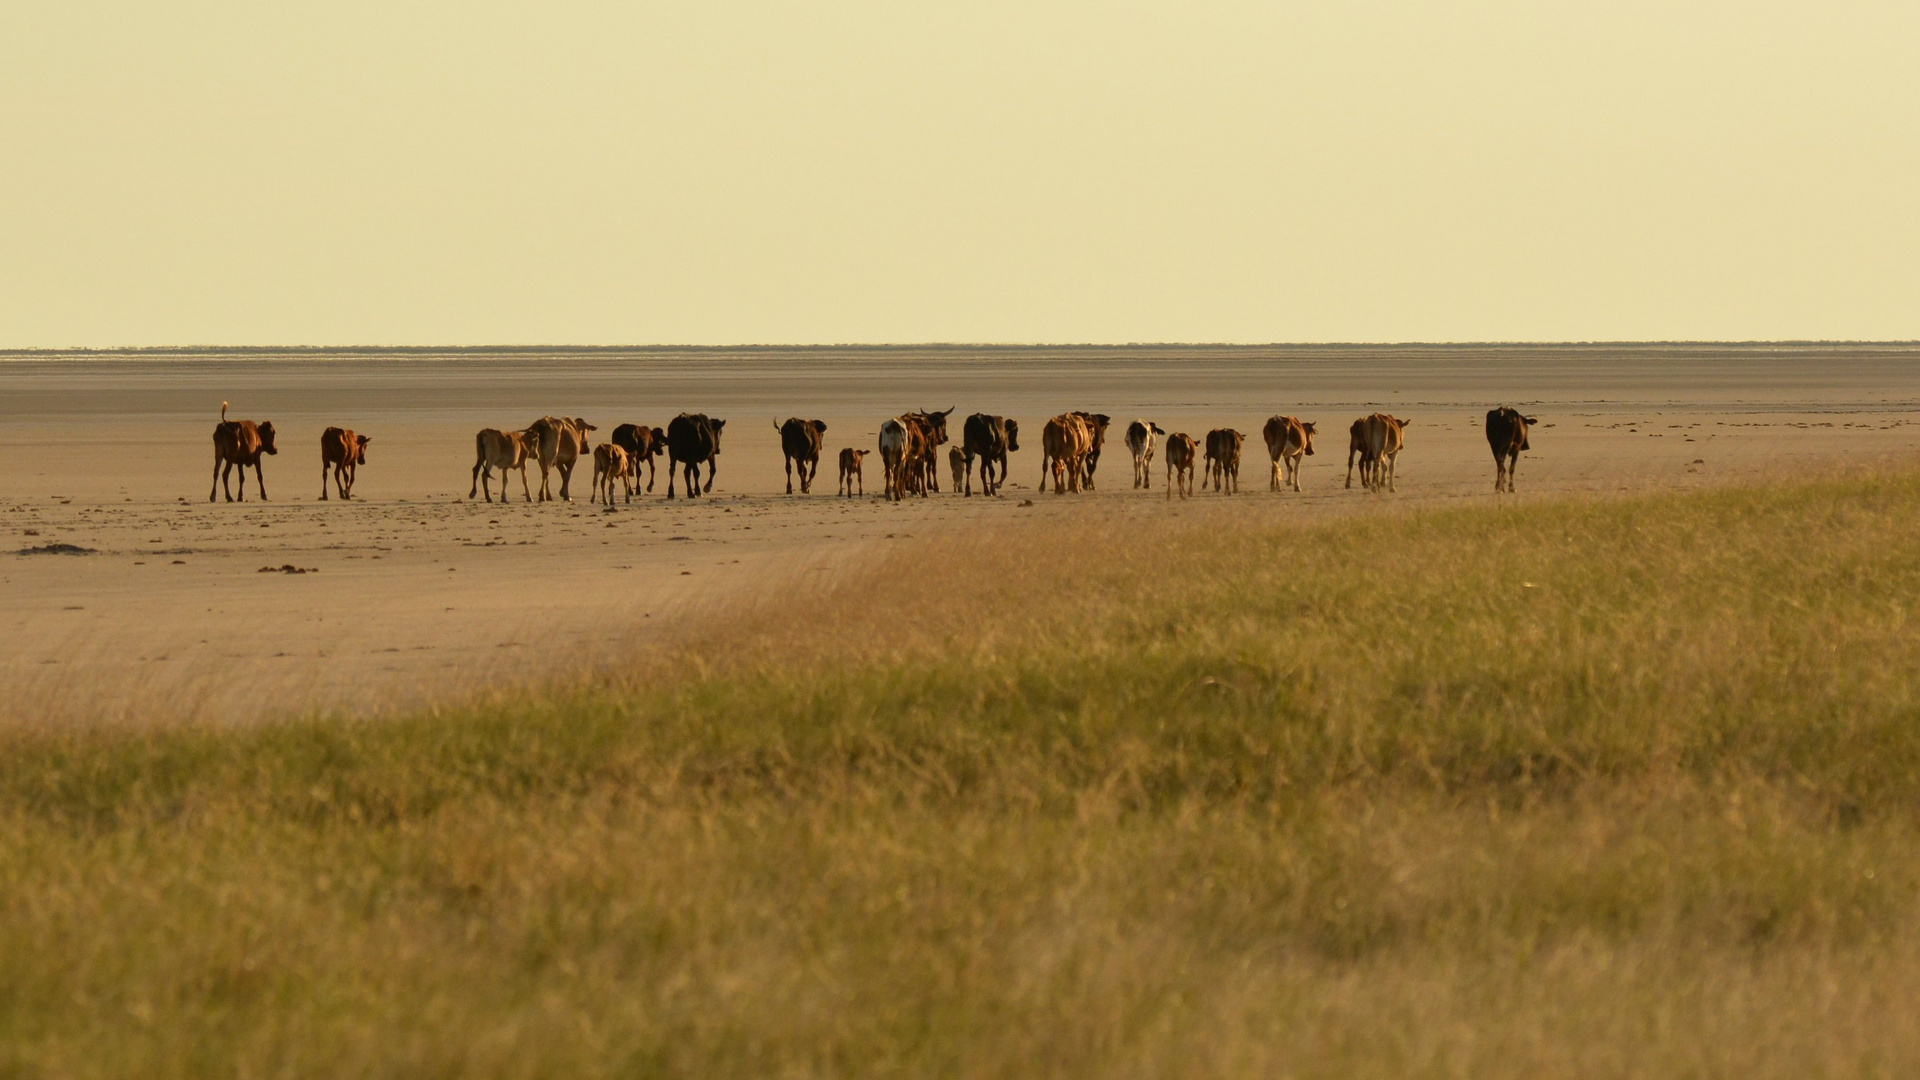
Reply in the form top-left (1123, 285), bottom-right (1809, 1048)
top-left (7, 471), bottom-right (1920, 1077)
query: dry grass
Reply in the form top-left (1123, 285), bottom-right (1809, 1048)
top-left (6, 471), bottom-right (1920, 1076)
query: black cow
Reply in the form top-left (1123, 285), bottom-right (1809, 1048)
top-left (665, 413), bottom-right (726, 499)
top-left (611, 423), bottom-right (668, 494)
top-left (1486, 406), bottom-right (1539, 493)
top-left (960, 413), bottom-right (1020, 496)
top-left (775, 418), bottom-right (828, 494)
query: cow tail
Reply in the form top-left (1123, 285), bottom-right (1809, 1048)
top-left (221, 400), bottom-right (229, 422)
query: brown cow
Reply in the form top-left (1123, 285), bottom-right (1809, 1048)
top-left (838, 448), bottom-right (868, 497)
top-left (1072, 412), bottom-right (1114, 489)
top-left (1345, 417), bottom-right (1370, 490)
top-left (591, 443), bottom-right (632, 504)
top-left (1358, 413), bottom-right (1410, 493)
top-left (526, 416), bottom-right (596, 502)
top-left (1261, 416), bottom-right (1315, 493)
top-left (902, 408), bottom-right (954, 493)
top-left (1040, 413), bottom-right (1094, 494)
top-left (1164, 433), bottom-right (1198, 500)
top-left (210, 401), bottom-right (278, 503)
top-left (1486, 406), bottom-right (1538, 493)
top-left (469, 427), bottom-right (538, 503)
top-left (610, 423), bottom-right (667, 494)
top-left (775, 417), bottom-right (829, 494)
top-left (319, 427), bottom-right (370, 500)
top-left (1204, 429), bottom-right (1245, 494)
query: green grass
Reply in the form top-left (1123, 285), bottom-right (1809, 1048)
top-left (7, 473), bottom-right (1920, 1076)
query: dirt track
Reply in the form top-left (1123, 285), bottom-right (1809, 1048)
top-left (5, 344), bottom-right (1918, 723)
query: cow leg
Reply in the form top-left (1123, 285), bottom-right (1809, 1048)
top-left (702, 457), bottom-right (716, 494)
top-left (517, 466), bottom-right (532, 502)
top-left (321, 459), bottom-right (330, 500)
top-left (253, 462), bottom-right (268, 501)
top-left (220, 460), bottom-right (236, 502)
top-left (785, 455), bottom-right (794, 495)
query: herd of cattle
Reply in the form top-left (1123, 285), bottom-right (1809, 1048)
top-left (208, 401), bottom-right (1541, 503)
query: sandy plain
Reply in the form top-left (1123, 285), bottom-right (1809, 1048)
top-left (3, 343), bottom-right (1918, 724)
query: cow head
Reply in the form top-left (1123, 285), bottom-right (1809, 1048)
top-left (257, 421), bottom-right (278, 454)
top-left (1151, 423), bottom-right (1165, 436)
top-left (651, 426), bottom-right (667, 447)
top-left (809, 420), bottom-right (827, 438)
top-left (1301, 422), bottom-right (1316, 455)
top-left (1004, 418), bottom-right (1020, 452)
top-left (354, 434), bottom-right (371, 464)
top-left (1523, 415), bottom-right (1539, 425)
top-left (710, 418), bottom-right (726, 453)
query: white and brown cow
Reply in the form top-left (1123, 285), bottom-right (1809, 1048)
top-left (526, 415), bottom-right (596, 502)
top-left (1125, 420), bottom-right (1165, 489)
top-left (1261, 416), bottom-right (1315, 492)
top-left (1358, 413), bottom-right (1410, 493)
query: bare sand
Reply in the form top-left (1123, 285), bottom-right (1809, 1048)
top-left (4, 344), bottom-right (1918, 724)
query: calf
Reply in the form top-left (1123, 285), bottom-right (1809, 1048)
top-left (319, 427), bottom-right (370, 500)
top-left (1261, 416), bottom-right (1315, 492)
top-left (838, 447), bottom-right (868, 497)
top-left (610, 423), bottom-right (667, 494)
top-left (1125, 420), bottom-right (1165, 489)
top-left (591, 443), bottom-right (632, 504)
top-left (1204, 429), bottom-right (1245, 494)
top-left (960, 413), bottom-right (1019, 496)
top-left (469, 427), bottom-right (538, 502)
top-left (775, 417), bottom-right (829, 494)
top-left (1164, 433), bottom-right (1198, 499)
top-left (665, 413), bottom-right (726, 498)
top-left (210, 401), bottom-right (278, 503)
top-left (1485, 406), bottom-right (1538, 493)
top-left (526, 416), bottom-right (596, 502)
top-left (949, 445), bottom-right (966, 492)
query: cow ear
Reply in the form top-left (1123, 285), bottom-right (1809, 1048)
top-left (815, 421), bottom-right (828, 432)
top-left (359, 435), bottom-right (372, 445)
top-left (714, 419), bottom-right (727, 430)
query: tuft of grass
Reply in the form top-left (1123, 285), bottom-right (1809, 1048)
top-left (7, 473), bottom-right (1920, 1076)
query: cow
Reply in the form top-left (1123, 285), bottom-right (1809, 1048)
top-left (960, 413), bottom-right (1019, 496)
top-left (903, 408), bottom-right (955, 493)
top-left (1262, 416), bottom-right (1315, 493)
top-left (878, 418), bottom-right (923, 502)
top-left (1204, 429), bottom-right (1245, 494)
top-left (210, 401), bottom-right (278, 503)
top-left (949, 445), bottom-right (966, 492)
top-left (1358, 413), bottom-right (1410, 493)
top-left (665, 413), bottom-right (726, 499)
top-left (1040, 413), bottom-right (1095, 494)
top-left (838, 448), bottom-right (868, 497)
top-left (1486, 407), bottom-right (1538, 493)
top-left (525, 416), bottom-right (596, 502)
top-left (775, 418), bottom-right (829, 495)
top-left (610, 423), bottom-right (667, 494)
top-left (469, 428), bottom-right (538, 503)
top-left (1124, 420), bottom-right (1165, 489)
top-left (1345, 417), bottom-right (1371, 490)
top-left (319, 427), bottom-right (370, 500)
top-left (1074, 413), bottom-right (1114, 489)
top-left (1164, 433), bottom-right (1198, 500)
top-left (591, 443), bottom-right (632, 504)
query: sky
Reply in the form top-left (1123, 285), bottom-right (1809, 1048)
top-left (2, 0), bottom-right (1916, 346)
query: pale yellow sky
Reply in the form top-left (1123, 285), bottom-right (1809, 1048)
top-left (2, 1), bottom-right (1916, 346)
